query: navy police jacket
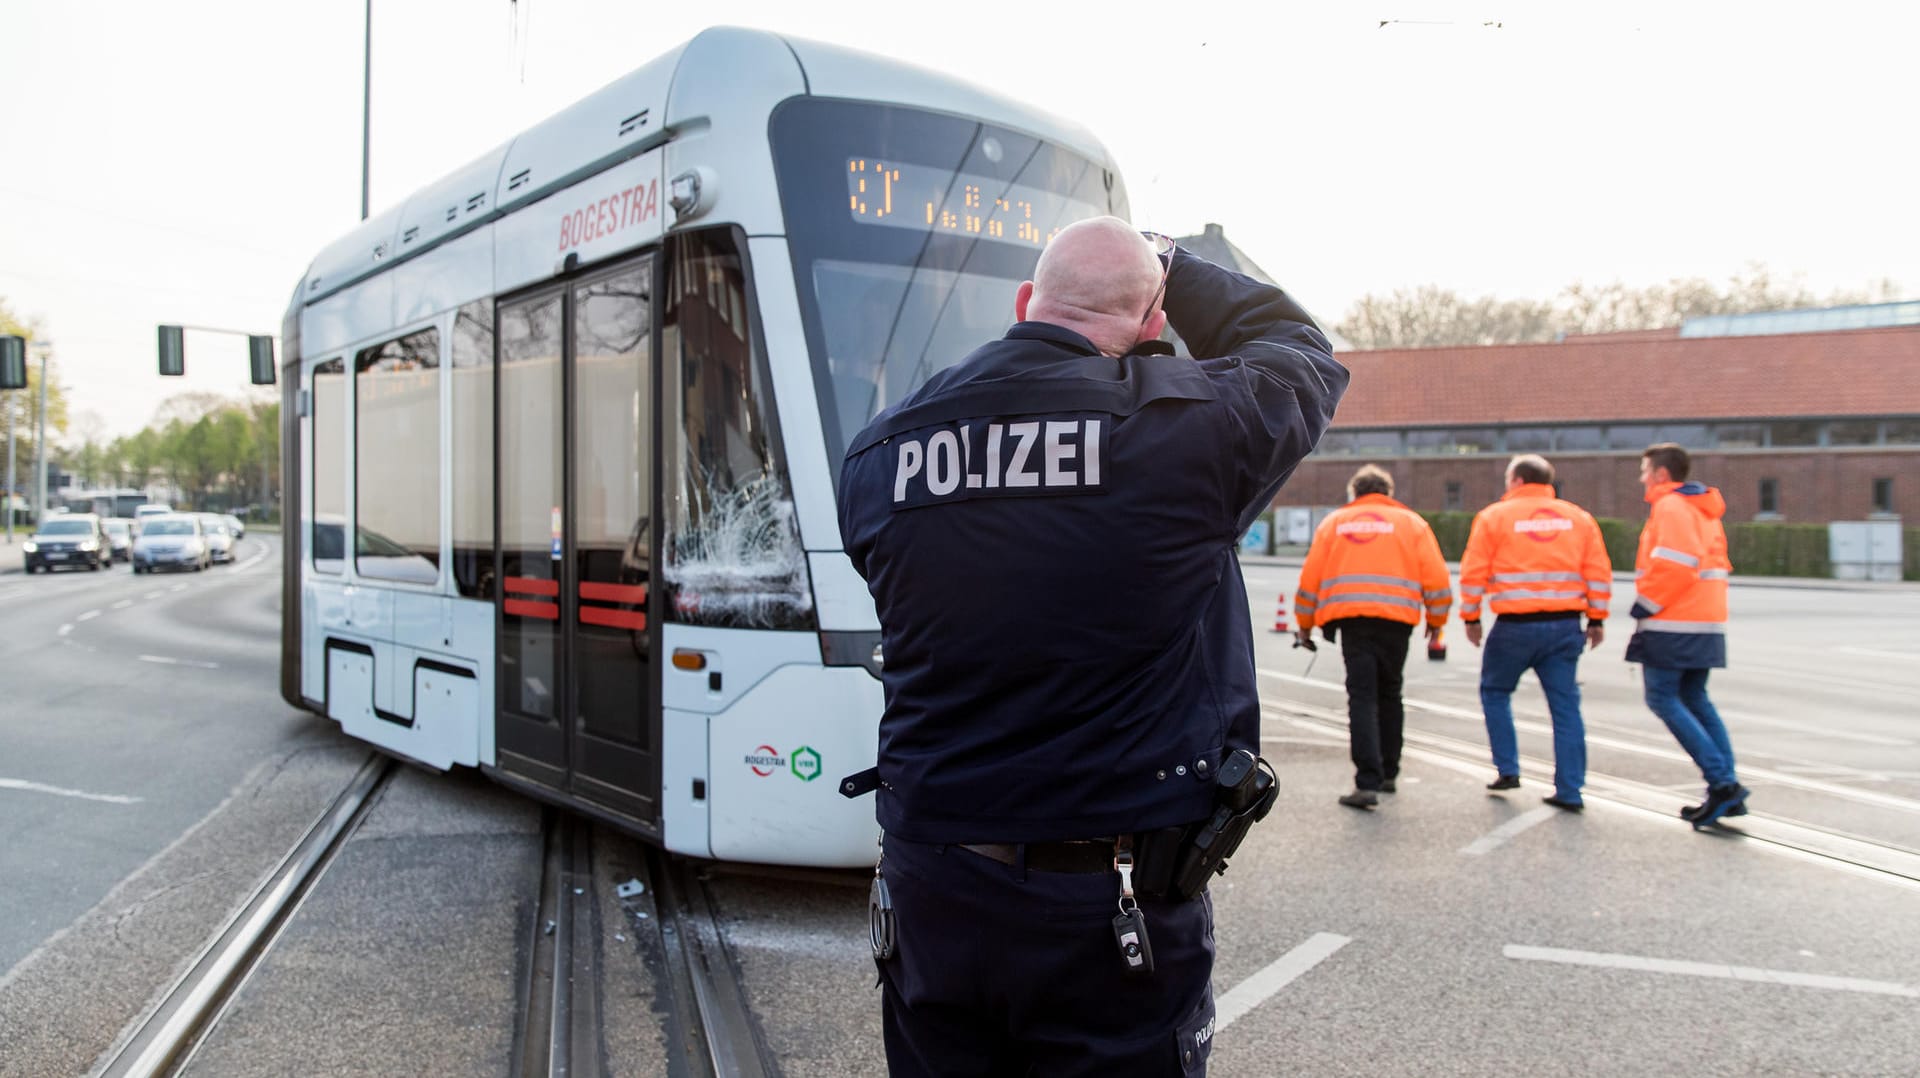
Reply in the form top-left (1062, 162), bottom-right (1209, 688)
top-left (838, 248), bottom-right (1347, 844)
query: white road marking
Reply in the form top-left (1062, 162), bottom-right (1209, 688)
top-left (57, 624), bottom-right (73, 636)
top-left (0, 778), bottom-right (142, 805)
top-left (111, 599), bottom-right (133, 610)
top-left (137, 655), bottom-right (221, 670)
top-left (1832, 645), bottom-right (1918, 662)
top-left (1460, 806), bottom-right (1560, 856)
top-left (1215, 933), bottom-right (1352, 1032)
top-left (1717, 709), bottom-right (1912, 748)
top-left (1504, 944), bottom-right (1919, 998)
top-left (168, 583), bottom-right (187, 592)
top-left (1260, 668), bottom-right (1920, 816)
top-left (143, 590), bottom-right (163, 600)
top-left (0, 761), bottom-right (270, 995)
top-left (76, 609), bottom-right (101, 622)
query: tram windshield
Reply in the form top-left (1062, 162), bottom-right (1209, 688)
top-left (771, 98), bottom-right (1127, 473)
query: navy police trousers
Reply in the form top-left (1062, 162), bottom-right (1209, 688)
top-left (877, 832), bottom-right (1216, 1077)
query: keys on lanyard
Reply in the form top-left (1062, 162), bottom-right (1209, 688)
top-left (1112, 841), bottom-right (1155, 976)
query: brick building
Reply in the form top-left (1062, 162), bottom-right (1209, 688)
top-left (1276, 305), bottom-right (1920, 524)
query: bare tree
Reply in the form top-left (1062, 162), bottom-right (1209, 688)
top-left (1337, 265), bottom-right (1905, 349)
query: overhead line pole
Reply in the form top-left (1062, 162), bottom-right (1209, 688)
top-left (362, 0), bottom-right (372, 221)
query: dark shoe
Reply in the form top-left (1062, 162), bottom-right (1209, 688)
top-left (1338, 789), bottom-right (1379, 810)
top-left (1543, 795), bottom-right (1584, 813)
top-left (1679, 801), bottom-right (1748, 821)
top-left (1380, 780), bottom-right (1397, 794)
top-left (1690, 784), bottom-right (1751, 830)
top-left (1486, 775), bottom-right (1520, 791)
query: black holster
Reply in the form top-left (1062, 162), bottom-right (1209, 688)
top-left (1133, 749), bottom-right (1277, 901)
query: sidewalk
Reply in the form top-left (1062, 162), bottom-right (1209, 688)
top-left (0, 539), bottom-right (22, 574)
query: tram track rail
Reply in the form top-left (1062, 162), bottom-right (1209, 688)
top-left (516, 813), bottom-right (775, 1078)
top-left (93, 754), bottom-right (397, 1078)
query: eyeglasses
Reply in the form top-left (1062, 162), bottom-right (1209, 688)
top-left (1139, 232), bottom-right (1175, 332)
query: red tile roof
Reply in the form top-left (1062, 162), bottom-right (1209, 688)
top-left (1329, 325), bottom-right (1920, 427)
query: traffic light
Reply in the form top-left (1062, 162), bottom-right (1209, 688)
top-left (158, 325), bottom-right (185, 376)
top-left (248, 335), bottom-right (276, 385)
top-left (0, 336), bottom-right (24, 389)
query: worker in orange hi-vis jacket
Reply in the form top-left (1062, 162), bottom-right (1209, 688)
top-left (1626, 442), bottom-right (1749, 830)
top-left (1294, 465), bottom-right (1452, 810)
top-left (1459, 454), bottom-right (1612, 813)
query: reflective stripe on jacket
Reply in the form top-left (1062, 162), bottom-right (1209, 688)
top-left (1626, 480), bottom-right (1729, 669)
top-left (1457, 483), bottom-right (1612, 623)
top-left (1294, 494), bottom-right (1451, 631)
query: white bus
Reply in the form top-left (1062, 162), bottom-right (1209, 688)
top-left (280, 26), bottom-right (1131, 867)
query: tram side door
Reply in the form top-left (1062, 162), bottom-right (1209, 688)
top-left (494, 257), bottom-right (659, 827)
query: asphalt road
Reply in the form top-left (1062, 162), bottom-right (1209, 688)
top-left (2, 543), bottom-right (1915, 1076)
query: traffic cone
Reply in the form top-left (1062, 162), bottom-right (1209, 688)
top-left (1428, 626), bottom-right (1448, 661)
top-left (1271, 595), bottom-right (1290, 634)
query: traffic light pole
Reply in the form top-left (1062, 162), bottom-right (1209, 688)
top-left (5, 390), bottom-right (14, 542)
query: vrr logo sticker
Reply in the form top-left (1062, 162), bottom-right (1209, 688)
top-left (791, 746), bottom-right (823, 783)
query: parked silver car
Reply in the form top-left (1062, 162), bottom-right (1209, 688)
top-left (198, 513), bottom-right (235, 564)
top-left (101, 518), bottom-right (134, 563)
top-left (132, 515), bottom-right (211, 573)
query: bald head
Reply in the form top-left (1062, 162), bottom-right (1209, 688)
top-left (1016, 216), bottom-right (1166, 356)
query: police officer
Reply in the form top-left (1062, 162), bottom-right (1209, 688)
top-left (1293, 464), bottom-right (1452, 809)
top-left (838, 216), bottom-right (1346, 1076)
top-left (1459, 454), bottom-right (1612, 812)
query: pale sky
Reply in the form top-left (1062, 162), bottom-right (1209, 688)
top-left (3, 0), bottom-right (1916, 440)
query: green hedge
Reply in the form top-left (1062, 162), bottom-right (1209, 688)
top-left (1418, 512), bottom-right (1845, 579)
top-left (1724, 522), bottom-right (1830, 578)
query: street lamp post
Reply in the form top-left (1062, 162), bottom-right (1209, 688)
top-left (4, 385), bottom-right (14, 541)
top-left (34, 341), bottom-right (49, 526)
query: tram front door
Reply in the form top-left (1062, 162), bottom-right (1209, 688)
top-left (494, 257), bottom-right (658, 828)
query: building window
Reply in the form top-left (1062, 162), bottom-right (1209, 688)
top-left (1758, 478), bottom-right (1778, 515)
top-left (1504, 427), bottom-right (1553, 452)
top-left (1445, 481), bottom-right (1463, 511)
top-left (1653, 424), bottom-right (1712, 448)
top-left (1829, 419), bottom-right (1879, 446)
top-left (1715, 423), bottom-right (1765, 449)
top-left (1873, 478), bottom-right (1894, 515)
top-left (1554, 426), bottom-right (1604, 451)
top-left (1885, 419), bottom-right (1920, 445)
top-left (1605, 424), bottom-right (1658, 450)
top-left (1770, 420), bottom-right (1821, 447)
top-left (1406, 428), bottom-right (1497, 455)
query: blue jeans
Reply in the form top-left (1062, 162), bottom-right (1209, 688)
top-left (1480, 617), bottom-right (1587, 803)
top-left (1642, 666), bottom-right (1737, 788)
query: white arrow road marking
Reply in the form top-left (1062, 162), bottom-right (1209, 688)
top-left (1460, 805), bottom-right (1560, 856)
top-left (1504, 944), bottom-right (1918, 998)
top-left (138, 655), bottom-right (221, 670)
top-left (0, 778), bottom-right (142, 805)
top-left (1215, 933), bottom-right (1351, 1032)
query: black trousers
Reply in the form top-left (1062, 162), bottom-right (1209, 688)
top-left (1336, 616), bottom-right (1414, 791)
top-left (877, 833), bottom-right (1216, 1076)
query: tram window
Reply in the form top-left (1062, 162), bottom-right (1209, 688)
top-left (662, 230), bottom-right (814, 630)
top-left (312, 357), bottom-right (347, 574)
top-left (355, 327), bottom-right (441, 582)
top-left (450, 300), bottom-right (494, 599)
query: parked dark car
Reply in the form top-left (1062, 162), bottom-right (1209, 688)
top-left (24, 513), bottom-right (110, 572)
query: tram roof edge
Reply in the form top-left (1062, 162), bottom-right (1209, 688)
top-left (295, 26), bottom-right (1121, 310)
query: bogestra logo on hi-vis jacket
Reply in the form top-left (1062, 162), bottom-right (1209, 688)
top-left (1295, 494), bottom-right (1452, 630)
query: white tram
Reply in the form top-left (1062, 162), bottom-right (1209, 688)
top-left (279, 27), bottom-right (1132, 867)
